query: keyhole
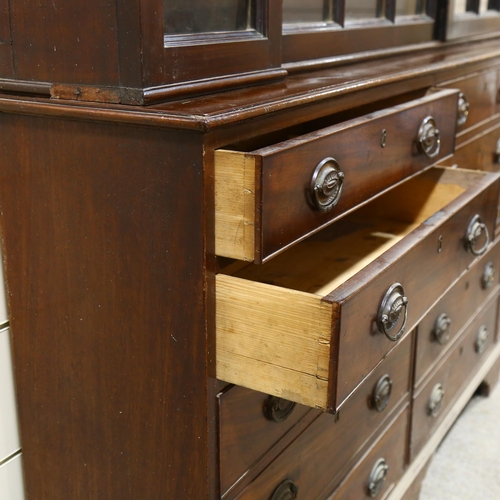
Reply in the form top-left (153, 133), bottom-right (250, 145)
top-left (381, 129), bottom-right (387, 148)
top-left (437, 235), bottom-right (443, 253)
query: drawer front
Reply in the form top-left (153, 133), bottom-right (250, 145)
top-left (229, 339), bottom-right (411, 500)
top-left (415, 240), bottom-right (500, 386)
top-left (218, 168), bottom-right (500, 413)
top-left (333, 169), bottom-right (499, 405)
top-left (0, 327), bottom-right (21, 461)
top-left (0, 454), bottom-right (25, 500)
top-left (219, 386), bottom-right (311, 496)
top-left (411, 294), bottom-right (498, 459)
top-left (326, 404), bottom-right (409, 500)
top-left (440, 69), bottom-right (500, 131)
top-left (216, 89), bottom-right (459, 263)
top-left (442, 120), bottom-right (500, 173)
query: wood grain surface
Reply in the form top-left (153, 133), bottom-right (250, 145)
top-left (439, 68), bottom-right (500, 131)
top-left (0, 113), bottom-right (210, 499)
top-left (415, 241), bottom-right (500, 386)
top-left (216, 89), bottom-right (459, 262)
top-left (230, 340), bottom-right (412, 500)
top-left (411, 293), bottom-right (499, 459)
top-left (218, 386), bottom-right (312, 496)
top-left (218, 167), bottom-right (500, 411)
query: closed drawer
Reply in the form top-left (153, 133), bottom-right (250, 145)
top-left (414, 239), bottom-right (500, 386)
top-left (440, 69), bottom-right (500, 131)
top-left (217, 167), bottom-right (500, 412)
top-left (0, 454), bottom-right (25, 500)
top-left (0, 327), bottom-right (21, 461)
top-left (227, 339), bottom-right (411, 500)
top-left (442, 118), bottom-right (500, 173)
top-left (215, 89), bottom-right (459, 263)
top-left (327, 404), bottom-right (409, 500)
top-left (411, 293), bottom-right (499, 459)
top-left (218, 386), bottom-right (311, 496)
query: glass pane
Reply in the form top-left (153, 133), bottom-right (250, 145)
top-left (396, 0), bottom-right (425, 16)
top-left (283, 0), bottom-right (326, 24)
top-left (345, 0), bottom-right (385, 20)
top-left (164, 0), bottom-right (253, 35)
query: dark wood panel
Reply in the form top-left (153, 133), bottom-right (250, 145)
top-left (324, 404), bottom-right (410, 500)
top-left (0, 114), bottom-right (209, 499)
top-left (283, 20), bottom-right (434, 64)
top-left (160, 2), bottom-right (282, 86)
top-left (9, 0), bottom-right (120, 85)
top-left (257, 90), bottom-right (458, 261)
top-left (114, 0), bottom-right (145, 88)
top-left (0, 1), bottom-right (14, 78)
top-left (415, 242), bottom-right (500, 386)
top-left (411, 294), bottom-right (499, 459)
top-left (330, 168), bottom-right (500, 407)
top-left (440, 69), bottom-right (500, 131)
top-left (224, 336), bottom-right (411, 500)
top-left (442, 121), bottom-right (500, 172)
top-left (219, 387), bottom-right (311, 496)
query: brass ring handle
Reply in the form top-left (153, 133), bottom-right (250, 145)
top-left (457, 92), bottom-right (469, 126)
top-left (368, 458), bottom-right (389, 498)
top-left (372, 374), bottom-right (393, 413)
top-left (482, 262), bottom-right (495, 290)
top-left (263, 396), bottom-right (296, 423)
top-left (417, 116), bottom-right (441, 158)
top-left (433, 313), bottom-right (452, 346)
top-left (377, 283), bottom-right (408, 342)
top-left (428, 383), bottom-right (445, 418)
top-left (475, 325), bottom-right (489, 354)
top-left (465, 214), bottom-right (490, 256)
top-left (270, 479), bottom-right (298, 500)
top-left (310, 157), bottom-right (344, 213)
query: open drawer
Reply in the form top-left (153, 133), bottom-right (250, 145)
top-left (216, 167), bottom-right (500, 413)
top-left (215, 88), bottom-right (459, 263)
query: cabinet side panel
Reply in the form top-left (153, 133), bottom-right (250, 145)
top-left (0, 1), bottom-right (14, 78)
top-left (9, 1), bottom-right (119, 85)
top-left (0, 114), bottom-right (209, 499)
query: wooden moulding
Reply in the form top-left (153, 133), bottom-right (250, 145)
top-left (215, 150), bottom-right (258, 262)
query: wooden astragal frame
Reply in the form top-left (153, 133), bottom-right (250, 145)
top-left (124, 0), bottom-right (285, 104)
top-left (282, 0), bottom-right (437, 65)
top-left (445, 0), bottom-right (500, 40)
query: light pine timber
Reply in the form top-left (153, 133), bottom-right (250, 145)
top-left (215, 150), bottom-right (256, 261)
top-left (216, 274), bottom-right (333, 409)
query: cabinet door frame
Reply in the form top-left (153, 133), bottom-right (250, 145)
top-left (446, 0), bottom-right (500, 39)
top-left (135, 0), bottom-right (282, 90)
top-left (282, 0), bottom-right (437, 64)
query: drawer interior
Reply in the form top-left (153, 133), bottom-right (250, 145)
top-left (221, 167), bottom-right (476, 295)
